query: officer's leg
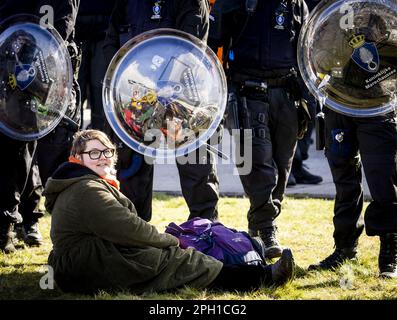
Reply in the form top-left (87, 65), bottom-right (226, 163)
top-left (236, 96), bottom-right (278, 228)
top-left (117, 146), bottom-right (154, 222)
top-left (358, 111), bottom-right (397, 277)
top-left (308, 110), bottom-right (363, 271)
top-left (176, 145), bottom-right (219, 221)
top-left (36, 126), bottom-right (74, 184)
top-left (89, 39), bottom-right (108, 131)
top-left (325, 110), bottom-right (364, 248)
top-left (235, 94), bottom-right (282, 258)
top-left (358, 112), bottom-right (397, 235)
top-left (0, 136), bottom-right (34, 252)
top-left (289, 93), bottom-right (321, 185)
top-left (266, 87), bottom-right (298, 257)
top-left (18, 159), bottom-right (44, 246)
top-left (270, 88), bottom-right (299, 202)
top-left (269, 88), bottom-right (298, 203)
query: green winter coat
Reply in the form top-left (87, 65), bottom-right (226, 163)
top-left (44, 163), bottom-right (223, 294)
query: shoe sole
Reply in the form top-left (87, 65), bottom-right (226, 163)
top-left (282, 249), bottom-right (295, 284)
top-left (273, 249), bottom-right (295, 286)
top-left (295, 180), bottom-right (323, 185)
top-left (379, 271), bottom-right (397, 279)
top-left (308, 257), bottom-right (358, 271)
top-left (265, 246), bottom-right (283, 259)
top-left (24, 238), bottom-right (43, 247)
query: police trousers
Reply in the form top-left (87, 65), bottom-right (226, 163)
top-left (231, 85), bottom-right (298, 232)
top-left (0, 134), bottom-right (43, 226)
top-left (36, 126), bottom-right (75, 185)
top-left (324, 108), bottom-right (397, 247)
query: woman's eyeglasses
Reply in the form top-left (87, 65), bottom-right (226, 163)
top-left (81, 148), bottom-right (115, 160)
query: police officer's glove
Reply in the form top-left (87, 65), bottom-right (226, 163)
top-left (297, 99), bottom-right (311, 140)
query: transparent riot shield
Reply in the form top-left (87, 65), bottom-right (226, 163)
top-left (0, 15), bottom-right (73, 140)
top-left (103, 28), bottom-right (227, 158)
top-left (298, 0), bottom-right (397, 117)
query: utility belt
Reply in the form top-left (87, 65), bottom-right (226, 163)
top-left (226, 68), bottom-right (308, 140)
top-left (230, 69), bottom-right (298, 95)
top-left (225, 92), bottom-right (268, 139)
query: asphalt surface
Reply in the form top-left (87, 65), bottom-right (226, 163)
top-left (152, 130), bottom-right (371, 199)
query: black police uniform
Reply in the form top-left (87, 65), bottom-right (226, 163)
top-left (103, 0), bottom-right (219, 222)
top-left (75, 0), bottom-right (113, 131)
top-left (324, 109), bottom-right (397, 246)
top-left (0, 0), bottom-right (79, 251)
top-left (309, 100), bottom-right (397, 275)
top-left (209, 0), bottom-right (308, 252)
top-left (307, 6), bottom-right (397, 276)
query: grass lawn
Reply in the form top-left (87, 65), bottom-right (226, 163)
top-left (0, 193), bottom-right (396, 300)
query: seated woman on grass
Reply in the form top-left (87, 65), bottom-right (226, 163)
top-left (44, 129), bottom-right (296, 294)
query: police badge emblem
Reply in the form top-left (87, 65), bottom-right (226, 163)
top-left (275, 14), bottom-right (285, 29)
top-left (349, 34), bottom-right (379, 73)
top-left (151, 1), bottom-right (162, 20)
top-left (15, 64), bottom-right (36, 90)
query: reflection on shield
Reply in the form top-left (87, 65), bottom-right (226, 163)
top-left (0, 15), bottom-right (73, 140)
top-left (298, 0), bottom-right (397, 117)
top-left (103, 28), bottom-right (227, 158)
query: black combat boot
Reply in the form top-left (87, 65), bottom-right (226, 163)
top-left (379, 233), bottom-right (397, 279)
top-left (258, 227), bottom-right (283, 259)
top-left (0, 223), bottom-right (16, 253)
top-left (271, 248), bottom-right (295, 285)
top-left (308, 247), bottom-right (357, 271)
top-left (23, 221), bottom-right (43, 247)
top-left (293, 165), bottom-right (323, 185)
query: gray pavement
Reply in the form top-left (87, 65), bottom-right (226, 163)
top-left (153, 130), bottom-right (371, 199)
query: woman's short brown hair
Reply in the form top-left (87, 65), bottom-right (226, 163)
top-left (71, 130), bottom-right (117, 162)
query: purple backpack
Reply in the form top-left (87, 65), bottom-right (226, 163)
top-left (165, 218), bottom-right (264, 266)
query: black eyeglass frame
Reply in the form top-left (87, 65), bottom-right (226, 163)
top-left (80, 148), bottom-right (115, 160)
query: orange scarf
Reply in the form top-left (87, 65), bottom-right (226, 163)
top-left (68, 156), bottom-right (120, 190)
